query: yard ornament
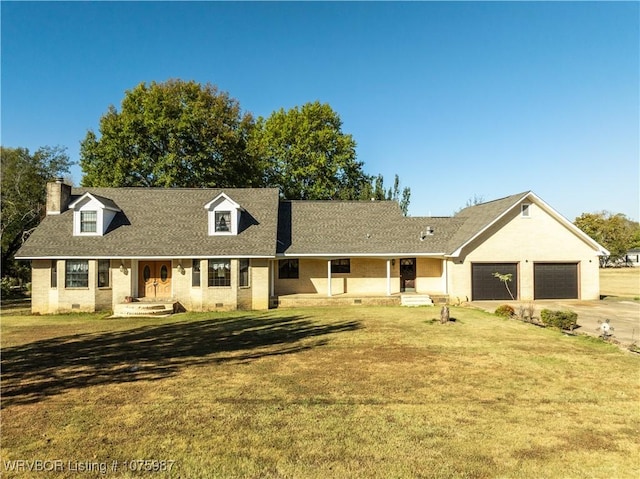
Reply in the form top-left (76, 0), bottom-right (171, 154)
top-left (598, 319), bottom-right (614, 340)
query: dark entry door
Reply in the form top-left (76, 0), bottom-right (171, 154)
top-left (534, 263), bottom-right (578, 299)
top-left (400, 258), bottom-right (416, 292)
top-left (472, 263), bottom-right (518, 300)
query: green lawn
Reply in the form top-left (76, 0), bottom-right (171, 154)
top-left (2, 307), bottom-right (639, 478)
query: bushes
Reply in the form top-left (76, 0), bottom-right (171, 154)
top-left (494, 304), bottom-right (515, 318)
top-left (540, 309), bottom-right (578, 331)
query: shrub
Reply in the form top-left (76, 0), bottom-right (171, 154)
top-left (540, 309), bottom-right (578, 331)
top-left (0, 277), bottom-right (12, 298)
top-left (495, 304), bottom-right (515, 318)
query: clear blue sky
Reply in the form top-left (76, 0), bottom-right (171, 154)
top-left (2, 1), bottom-right (638, 220)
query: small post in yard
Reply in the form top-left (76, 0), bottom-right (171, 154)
top-left (440, 305), bottom-right (450, 324)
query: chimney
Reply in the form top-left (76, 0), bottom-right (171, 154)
top-left (46, 178), bottom-right (71, 215)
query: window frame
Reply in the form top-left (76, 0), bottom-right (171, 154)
top-left (192, 259), bottom-right (201, 287)
top-left (208, 259), bottom-right (231, 287)
top-left (97, 259), bottom-right (110, 288)
top-left (51, 260), bottom-right (57, 288)
top-left (239, 259), bottom-right (250, 288)
top-left (215, 211), bottom-right (231, 233)
top-left (65, 260), bottom-right (89, 288)
top-left (331, 258), bottom-right (351, 274)
top-left (521, 203), bottom-right (531, 218)
top-left (278, 259), bottom-right (299, 279)
top-left (80, 210), bottom-right (98, 233)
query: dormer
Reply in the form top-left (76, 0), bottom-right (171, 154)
top-left (68, 193), bottom-right (121, 236)
top-left (204, 193), bottom-right (244, 236)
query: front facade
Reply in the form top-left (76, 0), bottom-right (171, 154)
top-left (17, 182), bottom-right (608, 314)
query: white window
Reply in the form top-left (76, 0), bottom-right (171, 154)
top-left (66, 260), bottom-right (89, 288)
top-left (521, 204), bottom-right (531, 217)
top-left (215, 211), bottom-right (231, 232)
top-left (80, 211), bottom-right (97, 232)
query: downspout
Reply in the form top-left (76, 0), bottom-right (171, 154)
top-left (327, 260), bottom-right (332, 297)
top-left (386, 259), bottom-right (392, 296)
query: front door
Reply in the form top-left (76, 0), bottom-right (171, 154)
top-left (138, 261), bottom-right (172, 299)
top-left (400, 258), bottom-right (416, 292)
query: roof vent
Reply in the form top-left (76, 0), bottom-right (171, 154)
top-left (420, 227), bottom-right (434, 240)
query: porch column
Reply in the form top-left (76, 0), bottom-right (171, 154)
top-left (442, 259), bottom-right (448, 295)
top-left (327, 260), bottom-right (332, 297)
top-left (386, 259), bottom-right (392, 296)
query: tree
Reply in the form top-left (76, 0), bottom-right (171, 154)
top-left (574, 212), bottom-right (639, 266)
top-left (1, 146), bottom-right (72, 278)
top-left (493, 272), bottom-right (515, 300)
top-left (251, 101), bottom-right (370, 200)
top-left (80, 80), bottom-right (261, 188)
top-left (359, 173), bottom-right (411, 216)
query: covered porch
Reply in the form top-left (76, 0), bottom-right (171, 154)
top-left (270, 256), bottom-right (449, 300)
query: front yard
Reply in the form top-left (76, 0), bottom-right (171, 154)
top-left (1, 307), bottom-right (639, 478)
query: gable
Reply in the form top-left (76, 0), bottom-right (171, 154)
top-left (68, 192), bottom-right (121, 236)
top-left (204, 192), bottom-right (243, 236)
top-left (451, 195), bottom-right (608, 259)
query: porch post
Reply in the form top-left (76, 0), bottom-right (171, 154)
top-left (386, 259), bottom-right (392, 296)
top-left (327, 260), bottom-right (332, 297)
top-left (442, 258), bottom-right (448, 295)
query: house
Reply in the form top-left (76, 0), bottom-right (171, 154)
top-left (15, 180), bottom-right (609, 314)
top-left (624, 249), bottom-right (640, 267)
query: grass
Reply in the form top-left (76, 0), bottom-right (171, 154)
top-left (600, 267), bottom-right (640, 299)
top-left (2, 307), bottom-right (639, 478)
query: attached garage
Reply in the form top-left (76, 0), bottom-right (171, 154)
top-left (472, 263), bottom-right (518, 300)
top-left (534, 263), bottom-right (578, 299)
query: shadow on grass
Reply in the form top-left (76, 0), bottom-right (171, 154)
top-left (1, 314), bottom-right (360, 408)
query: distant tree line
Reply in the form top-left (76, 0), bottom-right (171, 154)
top-left (574, 212), bottom-right (640, 267)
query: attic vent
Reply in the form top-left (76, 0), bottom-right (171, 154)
top-left (420, 227), bottom-right (435, 240)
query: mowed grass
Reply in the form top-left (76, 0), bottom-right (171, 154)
top-left (600, 267), bottom-right (640, 299)
top-left (1, 307), bottom-right (639, 478)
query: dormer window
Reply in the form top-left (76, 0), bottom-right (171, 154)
top-left (204, 193), bottom-right (243, 236)
top-left (215, 211), bottom-right (231, 232)
top-left (69, 193), bottom-right (121, 236)
top-left (80, 211), bottom-right (97, 233)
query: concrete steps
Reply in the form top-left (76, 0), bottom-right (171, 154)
top-left (113, 301), bottom-right (177, 318)
top-left (401, 294), bottom-right (435, 307)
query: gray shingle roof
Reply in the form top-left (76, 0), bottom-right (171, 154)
top-left (17, 187), bottom-right (534, 259)
top-left (17, 188), bottom-right (280, 258)
top-left (277, 200), bottom-right (466, 256)
top-left (447, 192), bottom-right (530, 252)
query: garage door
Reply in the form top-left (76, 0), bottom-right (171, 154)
top-left (472, 263), bottom-right (518, 300)
top-left (534, 263), bottom-right (578, 299)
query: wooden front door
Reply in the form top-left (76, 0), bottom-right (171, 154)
top-left (400, 258), bottom-right (416, 292)
top-left (138, 261), bottom-right (172, 299)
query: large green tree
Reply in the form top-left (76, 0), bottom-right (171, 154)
top-left (574, 211), bottom-right (640, 266)
top-left (251, 101), bottom-right (370, 200)
top-left (1, 146), bottom-right (72, 278)
top-left (80, 80), bottom-right (260, 188)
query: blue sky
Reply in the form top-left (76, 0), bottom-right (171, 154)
top-left (2, 1), bottom-right (638, 220)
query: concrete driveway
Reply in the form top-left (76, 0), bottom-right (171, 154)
top-left (470, 300), bottom-right (640, 347)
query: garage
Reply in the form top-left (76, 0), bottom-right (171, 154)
top-left (472, 263), bottom-right (518, 300)
top-left (534, 263), bottom-right (578, 299)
